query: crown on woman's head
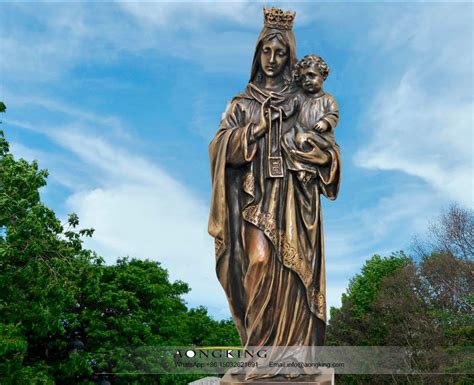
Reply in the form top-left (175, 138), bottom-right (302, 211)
top-left (263, 6), bottom-right (296, 30)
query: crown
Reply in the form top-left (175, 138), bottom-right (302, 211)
top-left (263, 6), bottom-right (296, 30)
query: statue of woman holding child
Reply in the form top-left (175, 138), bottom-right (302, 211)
top-left (208, 7), bottom-right (341, 381)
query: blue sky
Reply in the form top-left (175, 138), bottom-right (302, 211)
top-left (1, 1), bottom-right (472, 320)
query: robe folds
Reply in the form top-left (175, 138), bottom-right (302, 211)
top-left (209, 81), bottom-right (341, 357)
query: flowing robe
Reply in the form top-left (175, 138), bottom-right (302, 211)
top-left (208, 82), bottom-right (341, 377)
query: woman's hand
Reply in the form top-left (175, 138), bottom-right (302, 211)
top-left (291, 138), bottom-right (331, 166)
top-left (251, 97), bottom-right (271, 141)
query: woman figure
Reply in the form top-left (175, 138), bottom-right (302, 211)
top-left (208, 7), bottom-right (341, 380)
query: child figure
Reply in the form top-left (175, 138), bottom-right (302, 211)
top-left (282, 54), bottom-right (339, 182)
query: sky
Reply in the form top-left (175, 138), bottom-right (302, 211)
top-left (1, 1), bottom-right (472, 320)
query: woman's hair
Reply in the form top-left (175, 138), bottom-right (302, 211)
top-left (253, 32), bottom-right (292, 86)
top-left (293, 54), bottom-right (330, 83)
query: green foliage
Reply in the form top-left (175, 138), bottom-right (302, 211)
top-left (344, 252), bottom-right (409, 318)
top-left (327, 252), bottom-right (409, 346)
top-left (327, 208), bottom-right (474, 384)
top-left (0, 103), bottom-right (239, 384)
top-left (0, 102), bottom-right (7, 155)
top-left (186, 307), bottom-right (240, 347)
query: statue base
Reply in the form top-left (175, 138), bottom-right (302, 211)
top-left (188, 377), bottom-right (220, 385)
top-left (220, 371), bottom-right (334, 385)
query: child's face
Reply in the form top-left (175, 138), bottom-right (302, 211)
top-left (300, 65), bottom-right (323, 94)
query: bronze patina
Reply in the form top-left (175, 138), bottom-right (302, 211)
top-left (208, 7), bottom-right (341, 382)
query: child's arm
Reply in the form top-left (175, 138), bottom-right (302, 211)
top-left (322, 95), bottom-right (339, 130)
top-left (314, 95), bottom-right (339, 132)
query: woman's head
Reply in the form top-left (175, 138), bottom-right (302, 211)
top-left (250, 28), bottom-right (297, 86)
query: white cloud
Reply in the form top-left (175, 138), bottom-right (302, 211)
top-left (43, 129), bottom-right (228, 316)
top-left (4, 94), bottom-right (126, 135)
top-left (7, 139), bottom-right (83, 191)
top-left (0, 1), bottom-right (262, 85)
top-left (355, 4), bottom-right (473, 207)
top-left (5, 106), bottom-right (230, 318)
top-left (118, 1), bottom-right (259, 30)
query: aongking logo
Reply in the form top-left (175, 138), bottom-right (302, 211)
top-left (174, 348), bottom-right (268, 359)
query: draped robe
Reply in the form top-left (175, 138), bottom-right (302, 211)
top-left (208, 26), bottom-right (341, 380)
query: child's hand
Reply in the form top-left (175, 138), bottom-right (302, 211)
top-left (314, 120), bottom-right (329, 133)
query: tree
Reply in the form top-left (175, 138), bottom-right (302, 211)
top-left (327, 206), bottom-right (474, 385)
top-left (0, 103), bottom-right (240, 384)
top-left (414, 204), bottom-right (474, 261)
top-left (327, 252), bottom-right (410, 346)
top-left (1, 101), bottom-right (89, 383)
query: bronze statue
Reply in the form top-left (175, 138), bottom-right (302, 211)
top-left (208, 7), bottom-right (341, 381)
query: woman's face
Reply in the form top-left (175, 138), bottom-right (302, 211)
top-left (259, 37), bottom-right (288, 78)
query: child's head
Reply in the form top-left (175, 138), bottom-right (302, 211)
top-left (293, 55), bottom-right (330, 94)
